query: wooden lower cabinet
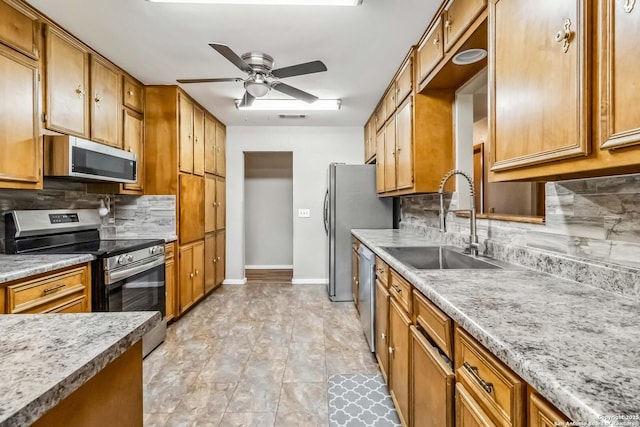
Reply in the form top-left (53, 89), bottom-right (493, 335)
top-left (528, 390), bottom-right (570, 427)
top-left (178, 240), bottom-right (204, 314)
top-left (456, 382), bottom-right (496, 427)
top-left (375, 279), bottom-right (390, 382)
top-left (205, 233), bottom-right (216, 293)
top-left (215, 230), bottom-right (225, 286)
top-left (410, 325), bottom-right (454, 427)
top-left (389, 297), bottom-right (411, 427)
top-left (165, 242), bottom-right (176, 322)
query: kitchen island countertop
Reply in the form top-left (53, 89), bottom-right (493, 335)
top-left (0, 254), bottom-right (95, 284)
top-left (353, 228), bottom-right (640, 426)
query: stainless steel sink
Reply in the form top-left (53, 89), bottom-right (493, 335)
top-left (381, 246), bottom-right (502, 270)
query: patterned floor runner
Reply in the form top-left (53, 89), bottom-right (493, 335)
top-left (328, 373), bottom-right (401, 427)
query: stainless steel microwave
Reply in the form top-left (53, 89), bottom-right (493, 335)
top-left (44, 136), bottom-right (137, 184)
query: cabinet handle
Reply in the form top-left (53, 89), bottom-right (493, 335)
top-left (463, 361), bottom-right (494, 394)
top-left (444, 18), bottom-right (452, 31)
top-left (381, 332), bottom-right (386, 342)
top-left (189, 272), bottom-right (194, 278)
top-left (433, 35), bottom-right (440, 46)
top-left (127, 89), bottom-right (134, 96)
top-left (213, 258), bottom-right (217, 263)
top-left (388, 346), bottom-right (394, 355)
top-left (625, 0), bottom-right (636, 12)
top-left (128, 147), bottom-right (132, 152)
top-left (94, 94), bottom-right (102, 106)
top-left (43, 283), bottom-right (65, 295)
top-left (554, 18), bottom-right (572, 53)
top-left (75, 85), bottom-right (86, 97)
top-left (217, 256), bottom-right (221, 261)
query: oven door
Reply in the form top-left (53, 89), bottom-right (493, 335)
top-left (104, 257), bottom-right (165, 316)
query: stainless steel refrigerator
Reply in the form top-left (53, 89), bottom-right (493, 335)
top-left (323, 163), bottom-right (393, 301)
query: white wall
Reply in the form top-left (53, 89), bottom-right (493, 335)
top-left (226, 126), bottom-right (364, 284)
top-left (244, 152), bottom-right (293, 268)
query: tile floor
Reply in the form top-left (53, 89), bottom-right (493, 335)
top-left (143, 283), bottom-right (380, 427)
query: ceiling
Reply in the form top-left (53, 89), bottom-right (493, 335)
top-left (26, 0), bottom-right (441, 126)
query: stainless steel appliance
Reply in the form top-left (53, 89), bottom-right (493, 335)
top-left (4, 209), bottom-right (166, 357)
top-left (323, 163), bottom-right (392, 301)
top-left (44, 135), bottom-right (137, 184)
top-left (358, 244), bottom-right (376, 352)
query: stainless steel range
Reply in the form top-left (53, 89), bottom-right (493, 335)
top-left (4, 209), bottom-right (167, 356)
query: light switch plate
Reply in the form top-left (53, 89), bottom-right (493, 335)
top-left (298, 208), bottom-right (311, 218)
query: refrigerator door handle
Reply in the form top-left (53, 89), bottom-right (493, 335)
top-left (323, 189), bottom-right (329, 234)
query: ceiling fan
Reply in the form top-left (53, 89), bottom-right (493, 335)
top-left (177, 43), bottom-right (327, 107)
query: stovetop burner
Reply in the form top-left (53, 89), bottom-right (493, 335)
top-left (34, 238), bottom-right (165, 257)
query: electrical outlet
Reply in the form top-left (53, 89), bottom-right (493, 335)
top-left (298, 208), bottom-right (311, 218)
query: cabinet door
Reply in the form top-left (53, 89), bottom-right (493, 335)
top-left (599, 0), bottom-right (640, 150)
top-left (193, 106), bottom-right (205, 176)
top-left (375, 279), bottom-right (390, 383)
top-left (376, 129), bottom-right (386, 193)
top-left (45, 26), bottom-right (89, 137)
top-left (179, 174), bottom-right (205, 244)
top-left (178, 245), bottom-right (194, 313)
top-left (165, 254), bottom-right (175, 322)
top-left (444, 0), bottom-right (487, 52)
top-left (215, 230), bottom-right (225, 286)
top-left (215, 122), bottom-right (226, 176)
top-left (384, 84), bottom-right (397, 122)
top-left (122, 109), bottom-right (144, 192)
top-left (90, 56), bottom-right (121, 147)
top-left (395, 97), bottom-right (413, 190)
top-left (0, 0), bottom-right (40, 60)
top-left (351, 247), bottom-right (359, 312)
top-left (389, 297), bottom-right (411, 427)
top-left (204, 115), bottom-right (216, 174)
top-left (205, 175), bottom-right (216, 233)
top-left (396, 57), bottom-right (413, 105)
top-left (192, 240), bottom-right (205, 302)
top-left (178, 92), bottom-right (194, 174)
top-left (215, 177), bottom-right (225, 231)
top-left (417, 17), bottom-right (444, 85)
top-left (384, 118), bottom-right (397, 192)
top-left (204, 233), bottom-right (216, 293)
top-left (122, 75), bottom-right (143, 113)
top-left (0, 47), bottom-right (41, 189)
top-left (411, 325), bottom-right (454, 427)
top-left (529, 391), bottom-right (570, 427)
top-left (489, 0), bottom-right (589, 172)
top-left (456, 382), bottom-right (496, 427)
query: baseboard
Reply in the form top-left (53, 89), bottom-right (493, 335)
top-left (245, 265), bottom-right (294, 270)
top-left (291, 278), bottom-right (329, 285)
top-left (222, 278), bottom-right (247, 285)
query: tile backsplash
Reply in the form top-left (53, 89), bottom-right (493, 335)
top-left (0, 179), bottom-right (176, 251)
top-left (400, 173), bottom-right (640, 297)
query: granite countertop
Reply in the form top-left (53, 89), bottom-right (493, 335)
top-left (352, 229), bottom-right (640, 426)
top-left (0, 254), bottom-right (95, 285)
top-left (0, 312), bottom-right (160, 427)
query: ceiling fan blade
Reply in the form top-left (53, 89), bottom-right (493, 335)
top-left (271, 60), bottom-right (327, 79)
top-left (177, 78), bottom-right (244, 84)
top-left (238, 91), bottom-right (255, 108)
top-left (209, 43), bottom-right (252, 73)
top-left (271, 82), bottom-right (319, 103)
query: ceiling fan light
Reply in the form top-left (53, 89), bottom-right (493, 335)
top-left (235, 99), bottom-right (341, 111)
top-left (245, 81), bottom-right (270, 97)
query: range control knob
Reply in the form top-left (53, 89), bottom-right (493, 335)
top-left (149, 247), bottom-right (157, 255)
top-left (127, 255), bottom-right (134, 262)
top-left (117, 255), bottom-right (127, 265)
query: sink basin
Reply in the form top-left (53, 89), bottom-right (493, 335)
top-left (381, 246), bottom-right (501, 270)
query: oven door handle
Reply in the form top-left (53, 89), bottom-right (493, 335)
top-left (106, 256), bottom-right (165, 285)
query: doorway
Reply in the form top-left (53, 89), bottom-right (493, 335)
top-left (244, 152), bottom-right (293, 283)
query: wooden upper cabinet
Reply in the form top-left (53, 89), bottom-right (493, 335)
top-left (376, 128), bottom-right (386, 193)
top-left (215, 177), bottom-right (225, 230)
top-left (0, 46), bottom-right (41, 189)
top-left (193, 106), bottom-right (205, 176)
top-left (418, 17), bottom-right (444, 85)
top-left (204, 115), bottom-right (216, 174)
top-left (178, 92), bottom-right (194, 174)
top-left (215, 230), bottom-right (225, 286)
top-left (384, 117), bottom-right (397, 192)
top-left (489, 0), bottom-right (590, 172)
top-left (599, 0), bottom-right (640, 150)
top-left (45, 25), bottom-right (90, 138)
top-left (0, 0), bottom-right (40, 60)
top-left (395, 96), bottom-right (413, 190)
top-left (205, 175), bottom-right (216, 233)
top-left (215, 122), bottom-right (226, 177)
top-left (179, 174), bottom-right (204, 244)
top-left (444, 0), bottom-right (487, 52)
top-left (384, 85), bottom-right (397, 122)
top-left (396, 56), bottom-right (413, 106)
top-left (90, 56), bottom-right (121, 148)
top-left (122, 75), bottom-right (143, 113)
top-left (122, 109), bottom-right (143, 192)
top-left (375, 104), bottom-right (386, 131)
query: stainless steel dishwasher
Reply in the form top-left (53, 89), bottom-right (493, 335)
top-left (358, 244), bottom-right (376, 352)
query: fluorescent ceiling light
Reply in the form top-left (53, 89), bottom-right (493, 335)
top-left (148, 0), bottom-right (362, 5)
top-left (235, 99), bottom-right (341, 111)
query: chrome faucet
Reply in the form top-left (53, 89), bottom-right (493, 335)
top-left (438, 169), bottom-right (481, 256)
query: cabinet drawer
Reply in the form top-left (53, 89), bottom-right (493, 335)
top-left (375, 257), bottom-right (389, 287)
top-left (165, 242), bottom-right (175, 261)
top-left (396, 57), bottom-right (413, 105)
top-left (455, 326), bottom-right (525, 427)
top-left (389, 270), bottom-right (411, 314)
top-left (7, 266), bottom-right (90, 314)
top-left (444, 0), bottom-right (487, 52)
top-left (413, 290), bottom-right (453, 358)
top-left (123, 75), bottom-right (144, 113)
top-left (417, 17), bottom-right (444, 84)
top-left (384, 85), bottom-right (397, 121)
